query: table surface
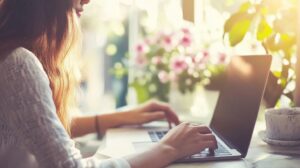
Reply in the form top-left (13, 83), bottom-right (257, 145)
top-left (165, 121), bottom-right (300, 168)
top-left (78, 90), bottom-right (300, 168)
top-left (85, 120), bottom-right (300, 168)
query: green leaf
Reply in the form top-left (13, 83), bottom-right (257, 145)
top-left (228, 20), bottom-right (251, 46)
top-left (280, 33), bottom-right (296, 50)
top-left (272, 71), bottom-right (281, 78)
top-left (264, 33), bottom-right (296, 52)
top-left (257, 18), bottom-right (273, 41)
top-left (279, 78), bottom-right (287, 88)
top-left (239, 2), bottom-right (251, 12)
top-left (264, 34), bottom-right (280, 52)
top-left (224, 12), bottom-right (251, 33)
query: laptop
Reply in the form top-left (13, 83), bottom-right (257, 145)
top-left (105, 55), bottom-right (272, 162)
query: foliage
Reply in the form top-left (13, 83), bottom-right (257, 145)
top-left (224, 0), bottom-right (297, 107)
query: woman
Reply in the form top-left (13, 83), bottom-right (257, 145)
top-left (0, 0), bottom-right (217, 167)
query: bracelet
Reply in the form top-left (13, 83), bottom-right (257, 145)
top-left (95, 115), bottom-right (102, 139)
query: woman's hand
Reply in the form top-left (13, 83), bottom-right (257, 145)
top-left (122, 100), bottom-right (180, 128)
top-left (126, 122), bottom-right (217, 168)
top-left (160, 122), bottom-right (217, 161)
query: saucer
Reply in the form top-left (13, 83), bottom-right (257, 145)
top-left (258, 130), bottom-right (300, 146)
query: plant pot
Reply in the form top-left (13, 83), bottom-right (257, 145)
top-left (190, 88), bottom-right (219, 120)
top-left (168, 88), bottom-right (195, 114)
top-left (265, 108), bottom-right (300, 141)
top-left (168, 85), bottom-right (219, 120)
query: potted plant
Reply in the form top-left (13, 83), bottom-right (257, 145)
top-left (223, 0), bottom-right (297, 108)
top-left (224, 0), bottom-right (300, 143)
top-left (112, 27), bottom-right (228, 114)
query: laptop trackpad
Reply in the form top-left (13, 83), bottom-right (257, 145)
top-left (132, 142), bottom-right (157, 153)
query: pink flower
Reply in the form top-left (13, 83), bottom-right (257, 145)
top-left (161, 34), bottom-right (174, 51)
top-left (136, 44), bottom-right (144, 53)
top-left (164, 36), bottom-right (172, 45)
top-left (170, 56), bottom-right (188, 74)
top-left (136, 43), bottom-right (149, 54)
top-left (135, 54), bottom-right (147, 67)
top-left (202, 51), bottom-right (209, 58)
top-left (190, 54), bottom-right (200, 63)
top-left (151, 56), bottom-right (162, 65)
top-left (181, 35), bottom-right (192, 47)
top-left (197, 51), bottom-right (210, 65)
top-left (181, 28), bottom-right (191, 35)
top-left (218, 53), bottom-right (227, 63)
top-left (158, 71), bottom-right (169, 83)
top-left (191, 53), bottom-right (208, 70)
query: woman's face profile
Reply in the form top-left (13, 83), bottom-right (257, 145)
top-left (73, 0), bottom-right (90, 17)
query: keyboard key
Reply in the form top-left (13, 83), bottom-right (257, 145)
top-left (148, 131), bottom-right (168, 142)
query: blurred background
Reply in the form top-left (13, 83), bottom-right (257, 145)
top-left (77, 0), bottom-right (298, 121)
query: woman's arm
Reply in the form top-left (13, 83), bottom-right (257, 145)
top-left (1, 49), bottom-right (130, 168)
top-left (71, 113), bottom-right (124, 138)
top-left (71, 101), bottom-right (180, 138)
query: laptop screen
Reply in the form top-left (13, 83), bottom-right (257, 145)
top-left (209, 55), bottom-right (272, 158)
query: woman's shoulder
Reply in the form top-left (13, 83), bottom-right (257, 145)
top-left (0, 47), bottom-right (44, 73)
top-left (2, 47), bottom-right (42, 67)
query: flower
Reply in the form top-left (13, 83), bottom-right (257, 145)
top-left (218, 52), bottom-right (227, 63)
top-left (151, 56), bottom-right (162, 65)
top-left (161, 34), bottom-right (174, 51)
top-left (135, 54), bottom-right (147, 67)
top-left (181, 28), bottom-right (191, 35)
top-left (180, 35), bottom-right (192, 47)
top-left (136, 44), bottom-right (144, 53)
top-left (136, 43), bottom-right (149, 54)
top-left (202, 51), bottom-right (209, 58)
top-left (170, 56), bottom-right (188, 74)
top-left (164, 36), bottom-right (172, 45)
top-left (158, 71), bottom-right (169, 83)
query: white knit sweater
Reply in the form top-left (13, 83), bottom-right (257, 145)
top-left (0, 47), bottom-right (130, 168)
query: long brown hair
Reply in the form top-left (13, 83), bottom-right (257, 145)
top-left (0, 0), bottom-right (80, 133)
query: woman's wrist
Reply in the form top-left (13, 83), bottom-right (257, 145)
top-left (94, 115), bottom-right (102, 139)
top-left (118, 110), bottom-right (137, 125)
top-left (155, 143), bottom-right (178, 163)
top-left (96, 112), bottom-right (128, 134)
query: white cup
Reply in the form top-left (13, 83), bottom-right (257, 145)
top-left (265, 108), bottom-right (300, 141)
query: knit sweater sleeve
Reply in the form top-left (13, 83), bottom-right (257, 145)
top-left (0, 48), bottom-right (130, 168)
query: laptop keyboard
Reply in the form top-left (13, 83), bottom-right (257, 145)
top-left (149, 131), bottom-right (168, 142)
top-left (148, 131), bottom-right (231, 156)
